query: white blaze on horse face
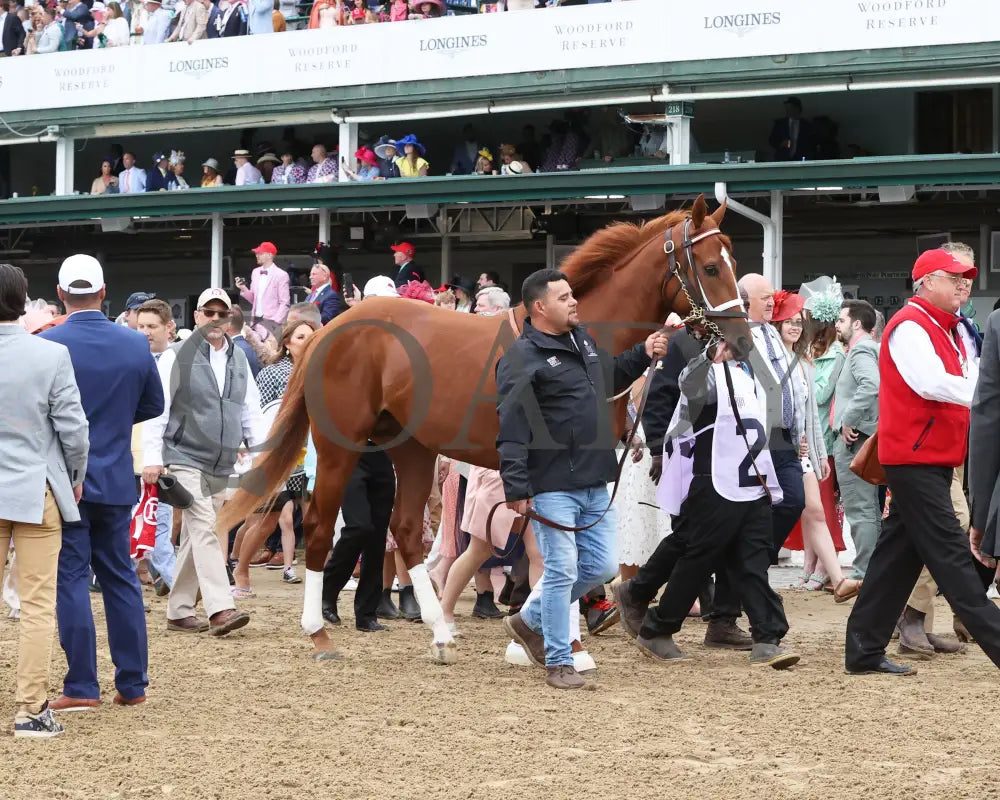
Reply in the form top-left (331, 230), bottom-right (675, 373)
top-left (301, 569), bottom-right (325, 635)
top-left (719, 246), bottom-right (746, 312)
top-left (720, 246), bottom-right (733, 271)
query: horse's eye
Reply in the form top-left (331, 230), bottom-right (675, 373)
top-left (703, 264), bottom-right (719, 276)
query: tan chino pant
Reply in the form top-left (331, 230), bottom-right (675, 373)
top-left (907, 466), bottom-right (970, 631)
top-left (0, 487), bottom-right (63, 714)
top-left (166, 466), bottom-right (235, 621)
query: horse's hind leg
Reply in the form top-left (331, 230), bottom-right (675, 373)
top-left (302, 438), bottom-right (360, 660)
top-left (390, 440), bottom-right (457, 665)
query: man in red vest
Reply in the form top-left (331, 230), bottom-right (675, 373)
top-left (845, 249), bottom-right (1000, 676)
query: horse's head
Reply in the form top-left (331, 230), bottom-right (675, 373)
top-left (663, 194), bottom-right (753, 361)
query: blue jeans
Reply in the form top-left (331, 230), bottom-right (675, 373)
top-left (149, 503), bottom-right (176, 589)
top-left (520, 487), bottom-right (618, 667)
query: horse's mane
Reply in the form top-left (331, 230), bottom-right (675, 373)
top-left (559, 208), bottom-right (691, 298)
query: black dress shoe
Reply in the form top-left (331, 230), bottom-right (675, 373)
top-left (356, 619), bottom-right (388, 632)
top-left (322, 606), bottom-right (341, 626)
top-left (845, 657), bottom-right (917, 676)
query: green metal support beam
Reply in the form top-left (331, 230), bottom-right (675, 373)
top-left (2, 154), bottom-right (999, 225)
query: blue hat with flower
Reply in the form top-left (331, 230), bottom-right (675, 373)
top-left (799, 275), bottom-right (844, 324)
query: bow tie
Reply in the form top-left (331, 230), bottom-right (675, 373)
top-left (259, 270), bottom-right (268, 275)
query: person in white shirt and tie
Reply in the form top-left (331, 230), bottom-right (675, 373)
top-left (738, 273), bottom-right (806, 561)
top-left (118, 152), bottom-right (146, 194)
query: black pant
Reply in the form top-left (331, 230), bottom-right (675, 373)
top-left (638, 477), bottom-right (789, 643)
top-left (770, 431), bottom-right (806, 560)
top-left (322, 451), bottom-right (395, 625)
top-left (630, 515), bottom-right (741, 621)
top-left (846, 464), bottom-right (1000, 670)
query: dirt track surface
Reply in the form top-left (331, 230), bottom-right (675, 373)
top-left (1, 575), bottom-right (998, 800)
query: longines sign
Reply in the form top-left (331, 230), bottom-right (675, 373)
top-left (7, 0), bottom-right (999, 114)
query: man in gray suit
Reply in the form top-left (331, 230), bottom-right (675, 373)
top-left (0, 264), bottom-right (88, 739)
top-left (832, 299), bottom-right (880, 579)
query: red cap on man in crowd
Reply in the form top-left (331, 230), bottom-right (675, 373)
top-left (391, 242), bottom-right (415, 259)
top-left (912, 248), bottom-right (977, 281)
top-left (252, 241), bottom-right (278, 255)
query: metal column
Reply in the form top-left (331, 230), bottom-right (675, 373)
top-left (337, 122), bottom-right (358, 182)
top-left (715, 182), bottom-right (782, 286)
top-left (318, 208), bottom-right (330, 244)
top-left (54, 137), bottom-right (75, 196)
top-left (211, 212), bottom-right (224, 288)
top-left (980, 222), bottom-right (990, 293)
top-left (770, 190), bottom-right (784, 289)
top-left (438, 207), bottom-right (451, 286)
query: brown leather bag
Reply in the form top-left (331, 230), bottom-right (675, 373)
top-left (849, 431), bottom-right (886, 485)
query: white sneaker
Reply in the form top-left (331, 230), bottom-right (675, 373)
top-left (504, 641), bottom-right (597, 673)
top-left (342, 577), bottom-right (359, 592)
top-left (573, 649), bottom-right (597, 675)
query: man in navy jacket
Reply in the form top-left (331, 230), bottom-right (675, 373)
top-left (40, 255), bottom-right (164, 710)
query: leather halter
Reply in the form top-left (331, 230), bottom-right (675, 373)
top-left (662, 217), bottom-right (747, 335)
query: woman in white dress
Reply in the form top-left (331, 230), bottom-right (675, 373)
top-left (614, 373), bottom-right (671, 580)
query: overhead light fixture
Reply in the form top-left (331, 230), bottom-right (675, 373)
top-left (655, 83), bottom-right (847, 102)
top-left (849, 74), bottom-right (1000, 91)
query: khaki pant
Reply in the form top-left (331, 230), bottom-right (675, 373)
top-left (907, 466), bottom-right (970, 630)
top-left (0, 487), bottom-right (62, 714)
top-left (166, 466), bottom-right (235, 621)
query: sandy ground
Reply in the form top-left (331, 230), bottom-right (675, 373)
top-left (1, 570), bottom-right (998, 800)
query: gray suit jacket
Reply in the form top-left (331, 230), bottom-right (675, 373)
top-left (832, 335), bottom-right (880, 436)
top-left (0, 325), bottom-right (89, 524)
top-left (970, 310), bottom-right (1000, 556)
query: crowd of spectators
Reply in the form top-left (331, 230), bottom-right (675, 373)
top-left (0, 0), bottom-right (626, 53)
top-left (87, 113), bottom-right (645, 195)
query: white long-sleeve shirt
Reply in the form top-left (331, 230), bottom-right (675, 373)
top-left (142, 342), bottom-right (267, 468)
top-left (887, 318), bottom-right (979, 408)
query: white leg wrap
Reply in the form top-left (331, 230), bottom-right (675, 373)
top-left (409, 563), bottom-right (452, 645)
top-left (301, 569), bottom-right (325, 636)
top-left (569, 599), bottom-right (582, 642)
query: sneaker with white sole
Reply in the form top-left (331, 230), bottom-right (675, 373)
top-left (504, 641), bottom-right (597, 674)
top-left (14, 703), bottom-right (64, 739)
top-left (282, 568), bottom-right (302, 584)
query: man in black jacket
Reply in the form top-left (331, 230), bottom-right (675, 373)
top-left (498, 268), bottom-right (668, 690)
top-left (1, 1), bottom-right (25, 56)
top-left (612, 328), bottom-right (753, 650)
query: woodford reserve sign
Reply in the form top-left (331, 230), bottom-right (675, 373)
top-left (6, 0), bottom-right (999, 114)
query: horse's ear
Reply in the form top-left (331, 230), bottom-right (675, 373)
top-left (711, 198), bottom-right (727, 226)
top-left (690, 193), bottom-right (707, 229)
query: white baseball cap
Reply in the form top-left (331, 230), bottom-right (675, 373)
top-left (196, 287), bottom-right (233, 309)
top-left (363, 276), bottom-right (399, 298)
top-left (58, 254), bottom-right (105, 295)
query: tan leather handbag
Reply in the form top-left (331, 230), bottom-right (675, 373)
top-left (849, 431), bottom-right (886, 486)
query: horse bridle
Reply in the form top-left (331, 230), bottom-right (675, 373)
top-left (662, 217), bottom-right (747, 339)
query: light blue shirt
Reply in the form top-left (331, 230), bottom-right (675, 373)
top-left (142, 7), bottom-right (172, 44)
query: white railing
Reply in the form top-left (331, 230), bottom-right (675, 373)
top-left (6, 0), bottom-right (999, 116)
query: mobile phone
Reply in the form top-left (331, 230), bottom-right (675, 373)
top-left (342, 273), bottom-right (353, 296)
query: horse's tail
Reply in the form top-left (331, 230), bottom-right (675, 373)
top-left (216, 355), bottom-right (311, 535)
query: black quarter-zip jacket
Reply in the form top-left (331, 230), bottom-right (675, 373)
top-left (495, 318), bottom-right (651, 501)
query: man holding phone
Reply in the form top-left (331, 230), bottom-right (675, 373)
top-left (832, 299), bottom-right (880, 580)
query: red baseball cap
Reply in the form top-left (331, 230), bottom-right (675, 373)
top-left (252, 241), bottom-right (278, 255)
top-left (391, 242), bottom-right (415, 259)
top-left (912, 248), bottom-right (977, 281)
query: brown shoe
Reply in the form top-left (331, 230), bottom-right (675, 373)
top-left (927, 632), bottom-right (967, 654)
top-left (704, 618), bottom-right (753, 651)
top-left (265, 552), bottom-right (285, 570)
top-left (249, 548), bottom-right (273, 568)
top-left (49, 694), bottom-right (100, 712)
top-left (545, 665), bottom-right (585, 690)
top-left (167, 616), bottom-right (209, 633)
top-left (136, 561), bottom-right (153, 586)
top-left (502, 612), bottom-right (546, 668)
top-left (897, 605), bottom-right (934, 659)
top-left (209, 608), bottom-right (250, 637)
top-left (611, 579), bottom-right (646, 640)
top-left (954, 614), bottom-right (974, 643)
top-left (833, 578), bottom-right (862, 604)
top-left (113, 693), bottom-right (146, 707)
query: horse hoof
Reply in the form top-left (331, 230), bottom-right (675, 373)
top-left (314, 650), bottom-right (343, 662)
top-left (429, 641), bottom-right (458, 666)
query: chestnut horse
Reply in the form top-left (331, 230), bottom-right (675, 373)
top-left (217, 195), bottom-right (751, 662)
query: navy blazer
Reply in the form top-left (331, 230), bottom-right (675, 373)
top-left (307, 283), bottom-right (345, 325)
top-left (146, 167), bottom-right (177, 192)
top-left (41, 311), bottom-right (164, 506)
top-left (233, 335), bottom-right (262, 378)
